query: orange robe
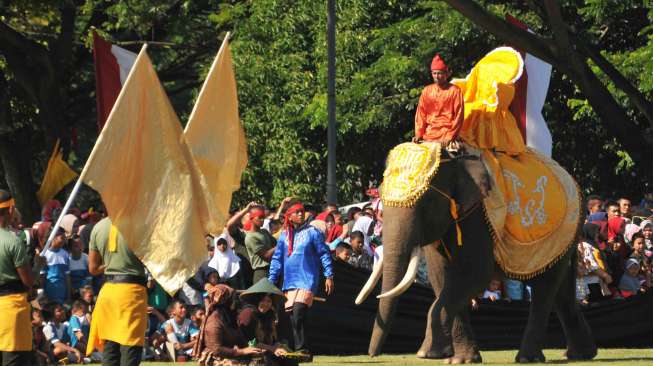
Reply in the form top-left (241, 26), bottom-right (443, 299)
top-left (414, 83), bottom-right (464, 142)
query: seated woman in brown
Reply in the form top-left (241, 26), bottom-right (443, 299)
top-left (238, 279), bottom-right (295, 366)
top-left (194, 284), bottom-right (263, 366)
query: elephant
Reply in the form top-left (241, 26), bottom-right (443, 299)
top-left (356, 150), bottom-right (597, 363)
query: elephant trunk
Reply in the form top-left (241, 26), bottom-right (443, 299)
top-left (368, 224), bottom-right (415, 356)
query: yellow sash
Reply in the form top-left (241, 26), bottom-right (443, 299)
top-left (0, 293), bottom-right (32, 351)
top-left (86, 282), bottom-right (147, 355)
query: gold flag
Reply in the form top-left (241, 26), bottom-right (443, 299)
top-left (184, 35), bottom-right (248, 233)
top-left (36, 140), bottom-right (78, 205)
top-left (81, 45), bottom-right (213, 294)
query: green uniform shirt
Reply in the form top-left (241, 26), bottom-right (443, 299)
top-left (0, 227), bottom-right (27, 286)
top-left (89, 218), bottom-right (146, 277)
top-left (245, 229), bottom-right (275, 270)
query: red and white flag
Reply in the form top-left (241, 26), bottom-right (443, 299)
top-left (92, 31), bottom-right (137, 131)
top-left (506, 15), bottom-right (553, 157)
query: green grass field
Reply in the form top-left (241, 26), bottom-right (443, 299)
top-left (140, 348), bottom-right (653, 365)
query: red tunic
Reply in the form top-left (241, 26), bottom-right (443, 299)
top-left (414, 83), bottom-right (464, 142)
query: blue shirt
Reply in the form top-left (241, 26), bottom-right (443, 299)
top-left (68, 314), bottom-right (90, 347)
top-left (69, 253), bottom-right (91, 290)
top-left (41, 248), bottom-right (70, 283)
top-left (160, 318), bottom-right (198, 343)
top-left (268, 224), bottom-right (333, 293)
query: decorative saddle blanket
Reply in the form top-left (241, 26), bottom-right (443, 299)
top-left (480, 147), bottom-right (581, 279)
top-left (380, 142), bottom-right (442, 208)
top-left (380, 142), bottom-right (581, 279)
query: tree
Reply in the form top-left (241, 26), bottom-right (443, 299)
top-left (441, 0), bottom-right (653, 187)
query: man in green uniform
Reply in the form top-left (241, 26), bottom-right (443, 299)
top-left (87, 217), bottom-right (148, 366)
top-left (245, 206), bottom-right (276, 284)
top-left (0, 190), bottom-right (40, 365)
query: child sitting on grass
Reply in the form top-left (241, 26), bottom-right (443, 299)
top-left (43, 302), bottom-right (82, 363)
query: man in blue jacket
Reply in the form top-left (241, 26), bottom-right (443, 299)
top-left (269, 200), bottom-right (333, 356)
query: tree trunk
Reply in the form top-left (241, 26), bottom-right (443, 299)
top-left (0, 128), bottom-right (41, 224)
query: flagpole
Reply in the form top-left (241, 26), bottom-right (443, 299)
top-left (41, 43), bottom-right (149, 255)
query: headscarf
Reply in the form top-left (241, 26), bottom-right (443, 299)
top-left (351, 215), bottom-right (375, 256)
top-left (316, 211), bottom-right (342, 243)
top-left (41, 200), bottom-right (61, 222)
top-left (640, 219), bottom-right (652, 231)
top-left (624, 223), bottom-right (641, 244)
top-left (194, 284), bottom-right (235, 358)
top-left (284, 203), bottom-right (305, 256)
top-left (60, 214), bottom-right (78, 238)
top-left (607, 216), bottom-right (626, 241)
top-left (208, 233), bottom-right (241, 280)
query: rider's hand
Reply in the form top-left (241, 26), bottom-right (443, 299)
top-left (412, 136), bottom-right (423, 144)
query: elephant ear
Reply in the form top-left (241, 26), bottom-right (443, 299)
top-left (454, 156), bottom-right (490, 214)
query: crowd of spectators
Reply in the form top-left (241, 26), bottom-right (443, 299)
top-left (9, 190), bottom-right (653, 363)
top-left (9, 194), bottom-right (384, 364)
top-left (474, 193), bottom-right (653, 306)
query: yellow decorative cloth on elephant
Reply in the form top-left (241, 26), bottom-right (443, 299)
top-left (380, 142), bottom-right (442, 208)
top-left (452, 47), bottom-right (526, 155)
top-left (480, 147), bottom-right (581, 279)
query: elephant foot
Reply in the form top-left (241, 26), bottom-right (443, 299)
top-left (443, 352), bottom-right (482, 364)
top-left (515, 350), bottom-right (545, 363)
top-left (417, 348), bottom-right (453, 359)
top-left (417, 340), bottom-right (453, 359)
top-left (564, 346), bottom-right (597, 361)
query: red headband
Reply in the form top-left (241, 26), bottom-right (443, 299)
top-left (285, 203), bottom-right (305, 218)
top-left (249, 208), bottom-right (265, 220)
top-left (284, 203), bottom-right (305, 256)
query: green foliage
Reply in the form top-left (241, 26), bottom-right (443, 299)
top-left (4, 0), bottom-right (653, 217)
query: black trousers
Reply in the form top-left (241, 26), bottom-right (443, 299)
top-left (0, 351), bottom-right (32, 366)
top-left (290, 302), bottom-right (309, 352)
top-left (102, 340), bottom-right (142, 366)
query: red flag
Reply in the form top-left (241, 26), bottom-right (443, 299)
top-left (505, 15), bottom-right (553, 157)
top-left (92, 32), bottom-right (137, 131)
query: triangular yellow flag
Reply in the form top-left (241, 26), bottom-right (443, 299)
top-left (184, 34), bottom-right (248, 232)
top-left (81, 45), bottom-right (213, 294)
top-left (36, 140), bottom-right (78, 205)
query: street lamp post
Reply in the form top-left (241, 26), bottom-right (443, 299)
top-left (326, 0), bottom-right (337, 205)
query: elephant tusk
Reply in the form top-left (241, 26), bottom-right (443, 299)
top-left (377, 246), bottom-right (420, 300)
top-left (355, 256), bottom-right (383, 305)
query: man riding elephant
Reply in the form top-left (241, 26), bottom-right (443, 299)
top-left (413, 54), bottom-right (464, 147)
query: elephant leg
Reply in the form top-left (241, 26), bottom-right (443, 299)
top-left (554, 252), bottom-right (597, 360)
top-left (418, 242), bottom-right (453, 359)
top-left (515, 251), bottom-right (572, 363)
top-left (418, 242), bottom-right (481, 362)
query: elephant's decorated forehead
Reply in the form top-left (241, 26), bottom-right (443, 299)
top-left (380, 142), bottom-right (442, 208)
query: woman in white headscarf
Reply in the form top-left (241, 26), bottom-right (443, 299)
top-left (208, 232), bottom-right (244, 289)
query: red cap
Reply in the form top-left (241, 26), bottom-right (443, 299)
top-left (430, 54), bottom-right (448, 71)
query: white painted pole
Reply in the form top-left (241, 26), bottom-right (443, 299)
top-left (40, 177), bottom-right (84, 254)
